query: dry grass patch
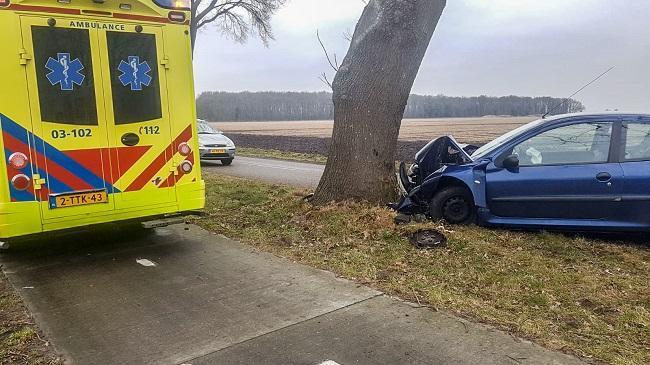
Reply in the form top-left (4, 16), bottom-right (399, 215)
top-left (0, 273), bottom-right (62, 365)
top-left (196, 174), bottom-right (650, 365)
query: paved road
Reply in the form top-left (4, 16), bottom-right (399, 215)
top-left (202, 156), bottom-right (324, 188)
top-left (1, 224), bottom-right (586, 365)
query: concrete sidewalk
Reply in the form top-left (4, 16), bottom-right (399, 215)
top-left (1, 224), bottom-right (586, 365)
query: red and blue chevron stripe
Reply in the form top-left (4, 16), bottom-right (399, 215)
top-left (126, 124), bottom-right (192, 191)
top-left (1, 113), bottom-right (119, 202)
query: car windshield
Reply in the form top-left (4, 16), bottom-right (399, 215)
top-left (471, 118), bottom-right (546, 159)
top-left (197, 121), bottom-right (221, 134)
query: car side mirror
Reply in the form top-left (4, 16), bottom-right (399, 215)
top-left (502, 154), bottom-right (519, 170)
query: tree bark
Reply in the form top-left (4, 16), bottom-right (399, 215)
top-left (191, 25), bottom-right (198, 54)
top-left (312, 0), bottom-right (446, 205)
top-left (190, 3), bottom-right (198, 55)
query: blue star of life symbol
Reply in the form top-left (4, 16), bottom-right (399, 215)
top-left (45, 53), bottom-right (85, 91)
top-left (118, 56), bottom-right (152, 91)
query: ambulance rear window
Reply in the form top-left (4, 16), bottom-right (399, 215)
top-left (106, 31), bottom-right (162, 124)
top-left (32, 26), bottom-right (98, 126)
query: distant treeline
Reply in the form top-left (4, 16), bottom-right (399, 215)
top-left (196, 91), bottom-right (585, 122)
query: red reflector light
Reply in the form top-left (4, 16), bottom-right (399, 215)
top-left (178, 142), bottom-right (192, 156)
top-left (11, 174), bottom-right (31, 191)
top-left (168, 11), bottom-right (186, 23)
top-left (180, 161), bottom-right (193, 174)
top-left (8, 152), bottom-right (29, 169)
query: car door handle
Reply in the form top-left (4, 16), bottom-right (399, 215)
top-left (596, 172), bottom-right (612, 182)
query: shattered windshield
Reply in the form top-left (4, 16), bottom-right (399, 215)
top-left (197, 121), bottom-right (221, 134)
top-left (471, 118), bottom-right (545, 159)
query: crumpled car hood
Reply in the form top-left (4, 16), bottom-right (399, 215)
top-left (415, 136), bottom-right (474, 178)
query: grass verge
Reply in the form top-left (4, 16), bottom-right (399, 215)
top-left (196, 174), bottom-right (650, 365)
top-left (0, 272), bottom-right (62, 364)
top-left (237, 147), bottom-right (327, 164)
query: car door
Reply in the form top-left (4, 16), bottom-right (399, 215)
top-left (485, 120), bottom-right (622, 221)
top-left (618, 118), bottom-right (650, 227)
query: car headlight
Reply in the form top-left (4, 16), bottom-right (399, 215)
top-left (225, 139), bottom-right (235, 148)
top-left (408, 164), bottom-right (419, 176)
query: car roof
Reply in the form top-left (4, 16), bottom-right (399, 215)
top-left (542, 112), bottom-right (650, 124)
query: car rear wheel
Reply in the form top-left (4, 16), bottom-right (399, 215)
top-left (221, 158), bottom-right (233, 166)
top-left (429, 186), bottom-right (476, 224)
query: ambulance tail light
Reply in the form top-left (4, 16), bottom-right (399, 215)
top-left (11, 174), bottom-right (31, 191)
top-left (178, 142), bottom-right (192, 156)
top-left (180, 161), bottom-right (193, 174)
top-left (8, 152), bottom-right (29, 170)
top-left (0, 0), bottom-right (10, 8)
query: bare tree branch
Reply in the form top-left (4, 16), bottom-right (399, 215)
top-left (316, 30), bottom-right (339, 73)
top-left (190, 0), bottom-right (286, 53)
top-left (342, 29), bottom-right (353, 42)
top-left (318, 73), bottom-right (333, 90)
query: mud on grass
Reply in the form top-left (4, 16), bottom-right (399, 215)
top-left (196, 175), bottom-right (650, 365)
top-left (0, 272), bottom-right (62, 365)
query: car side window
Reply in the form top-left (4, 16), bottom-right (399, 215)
top-left (623, 122), bottom-right (650, 161)
top-left (512, 122), bottom-right (612, 166)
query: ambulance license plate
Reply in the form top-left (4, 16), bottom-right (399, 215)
top-left (50, 190), bottom-right (108, 209)
top-left (210, 148), bottom-right (226, 154)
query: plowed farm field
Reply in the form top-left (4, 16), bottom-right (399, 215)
top-left (215, 116), bottom-right (536, 144)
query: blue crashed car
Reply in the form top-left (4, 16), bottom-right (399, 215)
top-left (395, 113), bottom-right (650, 231)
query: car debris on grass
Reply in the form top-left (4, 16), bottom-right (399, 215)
top-left (195, 174), bottom-right (650, 365)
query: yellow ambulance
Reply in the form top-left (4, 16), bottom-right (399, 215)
top-left (0, 0), bottom-right (205, 242)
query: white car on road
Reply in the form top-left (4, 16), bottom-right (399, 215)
top-left (197, 119), bottom-right (236, 165)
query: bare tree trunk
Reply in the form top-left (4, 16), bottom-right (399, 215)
top-left (312, 0), bottom-right (446, 205)
top-left (190, 2), bottom-right (198, 55)
top-left (190, 23), bottom-right (198, 54)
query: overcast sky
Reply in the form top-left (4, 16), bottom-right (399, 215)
top-left (193, 0), bottom-right (650, 112)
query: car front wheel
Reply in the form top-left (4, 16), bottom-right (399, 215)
top-left (429, 186), bottom-right (476, 224)
top-left (221, 158), bottom-right (233, 166)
